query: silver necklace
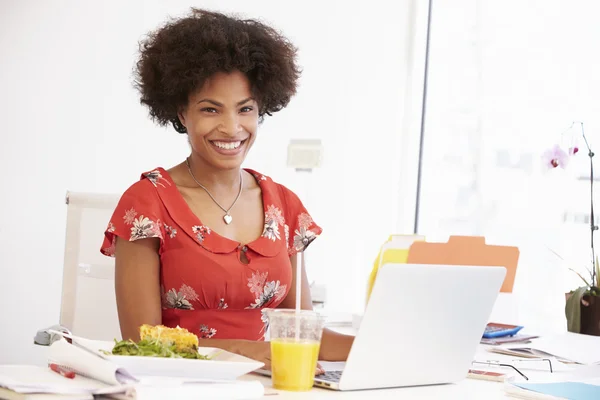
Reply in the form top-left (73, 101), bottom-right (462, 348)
top-left (185, 157), bottom-right (243, 225)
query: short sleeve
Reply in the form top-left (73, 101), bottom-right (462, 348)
top-left (278, 184), bottom-right (323, 257)
top-left (100, 179), bottom-right (164, 257)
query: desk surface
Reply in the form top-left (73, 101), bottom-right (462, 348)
top-left (27, 342), bottom-right (586, 399)
top-left (246, 373), bottom-right (508, 399)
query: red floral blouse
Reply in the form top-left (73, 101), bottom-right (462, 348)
top-left (100, 168), bottom-right (321, 341)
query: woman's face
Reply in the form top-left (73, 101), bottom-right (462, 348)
top-left (179, 70), bottom-right (259, 171)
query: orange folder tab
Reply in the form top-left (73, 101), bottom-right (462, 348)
top-left (406, 236), bottom-right (519, 293)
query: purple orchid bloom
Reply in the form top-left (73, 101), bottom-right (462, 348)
top-left (569, 146), bottom-right (579, 155)
top-left (542, 144), bottom-right (570, 169)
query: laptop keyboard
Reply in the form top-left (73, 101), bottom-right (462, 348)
top-left (319, 370), bottom-right (343, 383)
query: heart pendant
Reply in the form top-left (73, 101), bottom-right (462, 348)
top-left (223, 214), bottom-right (233, 225)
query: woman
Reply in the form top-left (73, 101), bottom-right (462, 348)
top-left (100, 8), bottom-right (354, 369)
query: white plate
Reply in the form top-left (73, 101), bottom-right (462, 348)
top-left (75, 337), bottom-right (265, 380)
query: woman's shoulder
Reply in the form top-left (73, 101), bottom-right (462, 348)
top-left (120, 167), bottom-right (171, 195)
top-left (244, 168), bottom-right (299, 204)
top-left (113, 167), bottom-right (173, 215)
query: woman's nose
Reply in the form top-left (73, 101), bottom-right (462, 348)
top-left (219, 113), bottom-right (242, 136)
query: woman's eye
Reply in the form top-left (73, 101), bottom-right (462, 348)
top-left (201, 107), bottom-right (217, 113)
top-left (240, 106), bottom-right (254, 113)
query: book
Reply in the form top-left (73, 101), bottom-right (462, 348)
top-left (467, 369), bottom-right (507, 382)
top-left (481, 334), bottom-right (539, 345)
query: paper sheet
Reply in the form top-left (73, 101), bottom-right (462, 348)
top-left (513, 382), bottom-right (600, 400)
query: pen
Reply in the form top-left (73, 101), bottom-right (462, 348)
top-left (49, 363), bottom-right (76, 379)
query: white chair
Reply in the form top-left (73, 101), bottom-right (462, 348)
top-left (59, 191), bottom-right (122, 341)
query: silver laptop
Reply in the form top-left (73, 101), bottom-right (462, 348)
top-left (260, 263), bottom-right (506, 391)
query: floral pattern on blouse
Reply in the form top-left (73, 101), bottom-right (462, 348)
top-left (292, 213), bottom-right (317, 252)
top-left (260, 309), bottom-right (270, 338)
top-left (262, 205), bottom-right (284, 242)
top-left (144, 170), bottom-right (171, 188)
top-left (218, 298), bottom-right (228, 309)
top-left (163, 223), bottom-right (177, 239)
top-left (101, 222), bottom-right (117, 256)
top-left (123, 208), bottom-right (137, 225)
top-left (253, 173), bottom-right (267, 183)
top-left (163, 284), bottom-right (200, 310)
top-left (284, 224), bottom-right (290, 250)
top-left (102, 236), bottom-right (116, 257)
top-left (199, 324), bottom-right (217, 339)
top-left (246, 271), bottom-right (287, 309)
top-left (130, 216), bottom-right (162, 241)
top-left (119, 207), bottom-right (163, 241)
top-left (192, 225), bottom-right (211, 243)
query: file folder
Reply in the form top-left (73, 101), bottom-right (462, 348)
top-left (406, 236), bottom-right (519, 293)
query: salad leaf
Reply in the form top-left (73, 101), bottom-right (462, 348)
top-left (108, 338), bottom-right (211, 360)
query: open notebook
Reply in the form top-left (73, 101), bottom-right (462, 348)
top-left (0, 339), bottom-right (133, 399)
top-left (0, 338), bottom-right (265, 399)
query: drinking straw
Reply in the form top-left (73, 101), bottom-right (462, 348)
top-left (295, 251), bottom-right (304, 341)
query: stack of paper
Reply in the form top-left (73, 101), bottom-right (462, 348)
top-left (489, 332), bottom-right (600, 365)
top-left (481, 334), bottom-right (539, 345)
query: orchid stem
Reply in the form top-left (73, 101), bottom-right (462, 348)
top-left (575, 121), bottom-right (598, 288)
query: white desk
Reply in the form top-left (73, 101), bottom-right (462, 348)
top-left (27, 341), bottom-right (588, 399)
top-left (248, 373), bottom-right (507, 399)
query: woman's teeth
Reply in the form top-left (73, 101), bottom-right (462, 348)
top-left (212, 141), bottom-right (242, 150)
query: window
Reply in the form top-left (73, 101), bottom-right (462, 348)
top-left (416, 0), bottom-right (600, 332)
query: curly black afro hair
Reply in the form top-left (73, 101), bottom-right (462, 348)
top-left (134, 8), bottom-right (301, 133)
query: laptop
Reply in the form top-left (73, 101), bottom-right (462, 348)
top-left (258, 263), bottom-right (506, 391)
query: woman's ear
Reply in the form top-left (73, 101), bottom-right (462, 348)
top-left (177, 109), bottom-right (187, 130)
top-left (171, 107), bottom-right (188, 134)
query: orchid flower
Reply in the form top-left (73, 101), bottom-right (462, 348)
top-left (542, 144), bottom-right (570, 169)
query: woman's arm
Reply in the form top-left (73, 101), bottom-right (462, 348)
top-left (114, 237), bottom-right (163, 341)
top-left (278, 254), bottom-right (355, 361)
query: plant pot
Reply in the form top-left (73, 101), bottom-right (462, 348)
top-left (565, 293), bottom-right (600, 336)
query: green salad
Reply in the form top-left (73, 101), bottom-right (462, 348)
top-left (106, 338), bottom-right (212, 360)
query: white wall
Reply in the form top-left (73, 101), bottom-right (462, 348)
top-left (0, 0), bottom-right (426, 363)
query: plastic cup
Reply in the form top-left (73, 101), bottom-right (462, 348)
top-left (265, 309), bottom-right (325, 391)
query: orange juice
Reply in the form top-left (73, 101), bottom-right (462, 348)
top-left (270, 338), bottom-right (320, 391)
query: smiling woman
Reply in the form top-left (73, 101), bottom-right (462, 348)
top-left (99, 8), bottom-right (354, 370)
